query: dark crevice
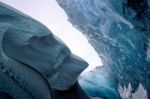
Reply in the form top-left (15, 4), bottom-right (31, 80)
top-left (127, 0), bottom-right (148, 18)
top-left (51, 82), bottom-right (90, 99)
top-left (0, 92), bottom-right (14, 99)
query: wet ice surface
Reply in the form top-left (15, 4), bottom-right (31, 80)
top-left (57, 0), bottom-right (150, 98)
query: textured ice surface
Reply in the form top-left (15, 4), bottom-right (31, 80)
top-left (79, 67), bottom-right (121, 99)
top-left (57, 0), bottom-right (150, 98)
top-left (0, 0), bottom-right (102, 73)
top-left (0, 2), bottom-right (89, 99)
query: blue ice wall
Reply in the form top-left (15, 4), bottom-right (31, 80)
top-left (56, 0), bottom-right (150, 98)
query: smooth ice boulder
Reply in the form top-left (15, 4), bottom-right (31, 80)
top-left (0, 2), bottom-right (89, 99)
top-left (56, 0), bottom-right (150, 98)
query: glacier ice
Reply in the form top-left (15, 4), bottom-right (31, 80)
top-left (79, 66), bottom-right (121, 99)
top-left (56, 0), bottom-right (150, 98)
top-left (0, 2), bottom-right (89, 99)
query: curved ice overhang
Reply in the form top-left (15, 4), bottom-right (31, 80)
top-left (1, 0), bottom-right (103, 73)
top-left (0, 2), bottom-right (89, 98)
top-left (56, 0), bottom-right (150, 97)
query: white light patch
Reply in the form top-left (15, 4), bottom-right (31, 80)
top-left (1, 0), bottom-right (102, 72)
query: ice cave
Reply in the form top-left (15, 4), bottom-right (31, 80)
top-left (0, 0), bottom-right (150, 99)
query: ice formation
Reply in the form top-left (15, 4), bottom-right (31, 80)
top-left (56, 0), bottom-right (150, 98)
top-left (0, 2), bottom-right (89, 99)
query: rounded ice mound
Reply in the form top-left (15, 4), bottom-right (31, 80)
top-left (0, 2), bottom-right (88, 99)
